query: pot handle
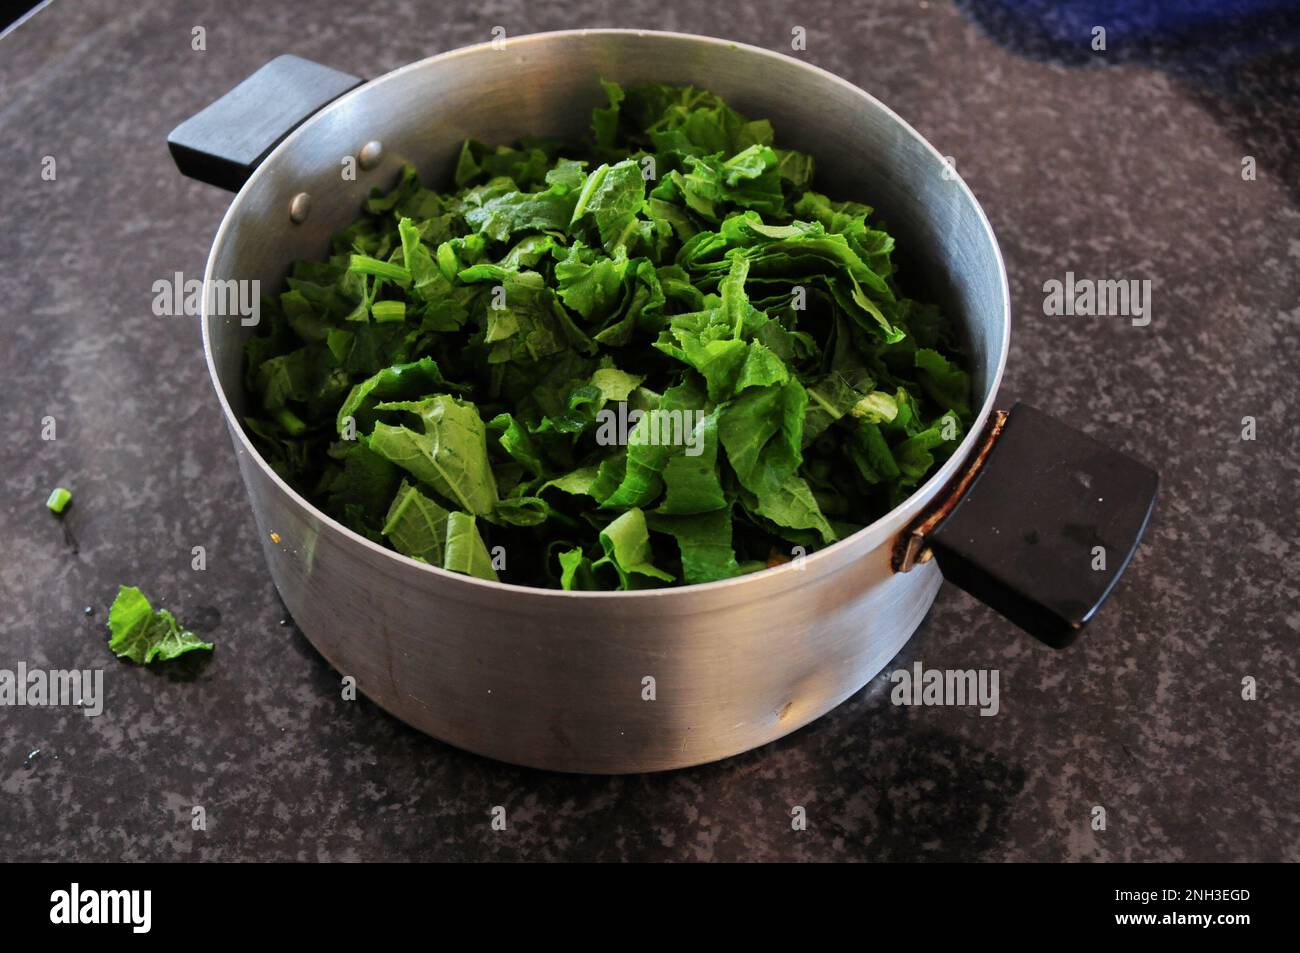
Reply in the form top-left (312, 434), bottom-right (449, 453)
top-left (895, 403), bottom-right (1158, 648)
top-left (167, 55), bottom-right (364, 191)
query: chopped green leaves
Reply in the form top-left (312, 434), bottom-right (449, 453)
top-left (443, 511), bottom-right (499, 581)
top-left (368, 395), bottom-right (498, 515)
top-left (382, 481), bottom-right (498, 579)
top-left (914, 347), bottom-right (972, 418)
top-left (46, 487), bottom-right (72, 514)
top-left (382, 480), bottom-right (451, 562)
top-left (595, 508), bottom-right (674, 588)
top-left (240, 82), bottom-right (972, 590)
top-left (107, 586), bottom-right (213, 665)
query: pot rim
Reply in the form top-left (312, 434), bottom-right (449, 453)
top-left (200, 27), bottom-right (1010, 601)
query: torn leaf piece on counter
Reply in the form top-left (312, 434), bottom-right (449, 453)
top-left (107, 586), bottom-right (214, 665)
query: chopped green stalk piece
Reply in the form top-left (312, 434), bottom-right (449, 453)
top-left (348, 254), bottom-right (411, 285)
top-left (275, 407), bottom-right (307, 436)
top-left (46, 487), bottom-right (72, 514)
top-left (239, 82), bottom-right (972, 591)
top-left (370, 300), bottom-right (407, 323)
top-left (107, 586), bottom-right (213, 665)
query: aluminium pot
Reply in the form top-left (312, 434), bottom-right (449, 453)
top-left (170, 30), bottom-right (1158, 773)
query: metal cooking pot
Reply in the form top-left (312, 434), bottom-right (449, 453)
top-left (170, 30), bottom-right (1158, 772)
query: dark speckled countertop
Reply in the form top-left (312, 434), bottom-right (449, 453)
top-left (1, 0), bottom-right (1297, 862)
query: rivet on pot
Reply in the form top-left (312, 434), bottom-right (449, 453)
top-left (289, 192), bottom-right (312, 224)
top-left (358, 140), bottom-right (383, 170)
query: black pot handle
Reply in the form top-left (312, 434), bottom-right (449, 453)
top-left (896, 403), bottom-right (1158, 648)
top-left (167, 55), bottom-right (363, 192)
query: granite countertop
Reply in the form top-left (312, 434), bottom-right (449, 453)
top-left (2, 0), bottom-right (1296, 862)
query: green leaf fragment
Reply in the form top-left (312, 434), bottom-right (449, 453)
top-left (369, 395), bottom-right (499, 516)
top-left (107, 586), bottom-right (213, 665)
top-left (443, 512), bottom-right (498, 581)
top-left (595, 508), bottom-right (674, 589)
top-left (382, 480), bottom-right (451, 562)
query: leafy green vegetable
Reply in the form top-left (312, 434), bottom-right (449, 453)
top-left (595, 508), bottom-right (675, 588)
top-left (46, 487), bottom-right (72, 514)
top-left (382, 479), bottom-right (451, 562)
top-left (368, 395), bottom-right (498, 515)
top-left (241, 82), bottom-right (972, 590)
top-left (443, 511), bottom-right (499, 581)
top-left (107, 586), bottom-right (213, 665)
